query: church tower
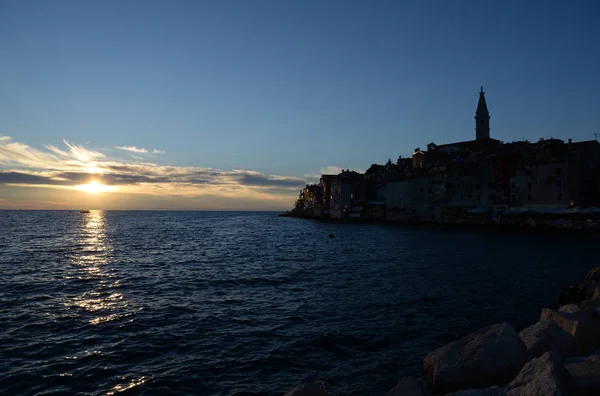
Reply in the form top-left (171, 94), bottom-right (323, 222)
top-left (475, 86), bottom-right (490, 140)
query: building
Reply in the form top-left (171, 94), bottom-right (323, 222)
top-left (293, 87), bottom-right (600, 222)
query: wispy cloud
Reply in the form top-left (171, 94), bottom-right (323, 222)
top-left (320, 166), bottom-right (344, 175)
top-left (115, 145), bottom-right (166, 154)
top-left (0, 137), bottom-right (307, 207)
top-left (115, 146), bottom-right (148, 153)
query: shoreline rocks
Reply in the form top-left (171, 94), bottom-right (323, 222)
top-left (283, 267), bottom-right (600, 396)
top-left (423, 323), bottom-right (527, 394)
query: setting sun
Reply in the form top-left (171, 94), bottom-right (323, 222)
top-left (77, 181), bottom-right (114, 194)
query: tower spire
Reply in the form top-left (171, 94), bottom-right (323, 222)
top-left (475, 86), bottom-right (490, 140)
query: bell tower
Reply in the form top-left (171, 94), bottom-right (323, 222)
top-left (475, 86), bottom-right (490, 140)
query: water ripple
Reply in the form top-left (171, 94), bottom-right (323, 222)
top-left (1, 210), bottom-right (599, 395)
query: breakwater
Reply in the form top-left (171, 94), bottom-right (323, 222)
top-left (280, 211), bottom-right (600, 233)
top-left (285, 268), bottom-right (600, 395)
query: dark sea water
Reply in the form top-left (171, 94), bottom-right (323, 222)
top-left (1, 210), bottom-right (598, 395)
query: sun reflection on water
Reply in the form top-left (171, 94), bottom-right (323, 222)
top-left (63, 211), bottom-right (129, 324)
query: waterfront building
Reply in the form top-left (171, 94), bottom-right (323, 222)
top-left (291, 87), bottom-right (600, 222)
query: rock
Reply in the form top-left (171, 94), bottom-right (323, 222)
top-left (564, 354), bottom-right (600, 395)
top-left (284, 383), bottom-right (332, 396)
top-left (518, 320), bottom-right (578, 360)
top-left (443, 387), bottom-right (506, 396)
top-left (579, 297), bottom-right (600, 314)
top-left (387, 376), bottom-right (430, 396)
top-left (541, 308), bottom-right (600, 355)
top-left (423, 323), bottom-right (527, 395)
top-left (505, 351), bottom-right (577, 396)
top-left (327, 233), bottom-right (335, 238)
top-left (586, 281), bottom-right (599, 300)
top-left (586, 267), bottom-right (600, 282)
top-left (559, 303), bottom-right (581, 313)
top-left (593, 287), bottom-right (600, 300)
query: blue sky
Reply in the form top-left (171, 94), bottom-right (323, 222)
top-left (1, 0), bottom-right (599, 209)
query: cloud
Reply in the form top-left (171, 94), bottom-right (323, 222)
top-left (115, 146), bottom-right (149, 153)
top-left (320, 166), bottom-right (344, 175)
top-left (0, 138), bottom-right (308, 207)
top-left (115, 146), bottom-right (166, 154)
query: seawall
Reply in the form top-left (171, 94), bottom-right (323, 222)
top-left (279, 212), bottom-right (600, 234)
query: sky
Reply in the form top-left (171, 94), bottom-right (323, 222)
top-left (1, 0), bottom-right (600, 210)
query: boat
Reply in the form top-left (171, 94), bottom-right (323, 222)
top-left (80, 210), bottom-right (90, 214)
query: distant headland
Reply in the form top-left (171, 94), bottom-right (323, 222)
top-left (282, 87), bottom-right (600, 232)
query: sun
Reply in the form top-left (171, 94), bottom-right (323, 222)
top-left (77, 181), bottom-right (113, 194)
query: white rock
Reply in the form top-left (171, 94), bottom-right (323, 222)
top-left (564, 354), bottom-right (600, 395)
top-left (284, 383), bottom-right (332, 396)
top-left (559, 303), bottom-right (581, 313)
top-left (505, 351), bottom-right (575, 396)
top-left (540, 308), bottom-right (600, 355)
top-left (423, 323), bottom-right (527, 395)
top-left (518, 320), bottom-right (578, 359)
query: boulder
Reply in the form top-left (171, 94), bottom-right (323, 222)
top-left (387, 376), bottom-right (430, 396)
top-left (564, 354), bottom-right (600, 396)
top-left (284, 383), bottom-right (332, 396)
top-left (442, 386), bottom-right (506, 396)
top-left (518, 320), bottom-right (578, 360)
top-left (423, 323), bottom-right (527, 395)
top-left (559, 303), bottom-right (581, 313)
top-left (505, 351), bottom-right (577, 396)
top-left (586, 281), bottom-right (599, 300)
top-left (579, 297), bottom-right (600, 314)
top-left (593, 287), bottom-right (600, 300)
top-left (586, 267), bottom-right (600, 282)
top-left (540, 308), bottom-right (600, 355)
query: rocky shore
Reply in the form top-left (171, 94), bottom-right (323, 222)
top-left (284, 268), bottom-right (600, 396)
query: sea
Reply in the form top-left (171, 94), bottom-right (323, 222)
top-left (1, 210), bottom-right (598, 395)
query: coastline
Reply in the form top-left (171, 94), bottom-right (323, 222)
top-left (285, 268), bottom-right (600, 395)
top-left (279, 212), bottom-right (600, 234)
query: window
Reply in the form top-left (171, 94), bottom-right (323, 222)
top-left (448, 184), bottom-right (455, 189)
top-left (557, 181), bottom-right (561, 188)
top-left (528, 194), bottom-right (533, 201)
top-left (555, 168), bottom-right (562, 175)
top-left (511, 194), bottom-right (516, 201)
top-left (489, 194), bottom-right (494, 200)
top-left (511, 171), bottom-right (517, 177)
top-left (527, 182), bottom-right (532, 189)
top-left (420, 188), bottom-right (424, 192)
top-left (477, 195), bottom-right (481, 201)
top-left (511, 182), bottom-right (516, 189)
top-left (526, 170), bottom-right (532, 176)
top-left (488, 183), bottom-right (494, 188)
top-left (557, 193), bottom-right (562, 200)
